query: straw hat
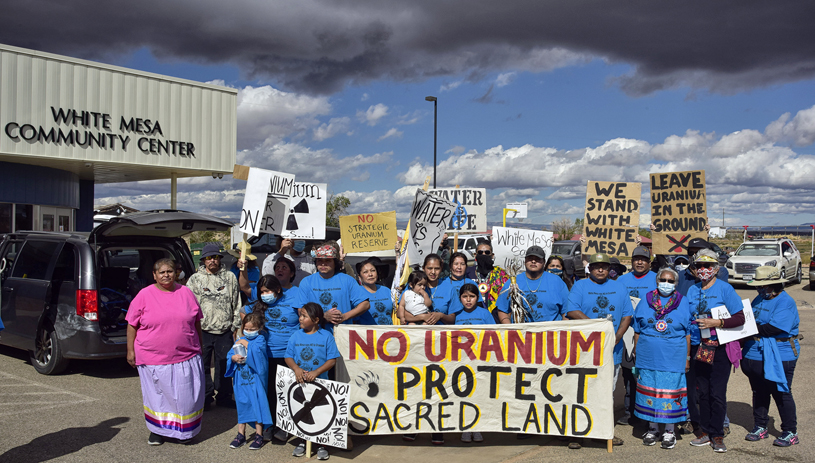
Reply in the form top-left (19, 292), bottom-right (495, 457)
top-left (226, 241), bottom-right (257, 260)
top-left (747, 266), bottom-right (788, 286)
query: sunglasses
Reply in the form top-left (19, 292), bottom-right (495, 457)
top-left (476, 250), bottom-right (492, 255)
top-left (658, 278), bottom-right (676, 283)
top-left (696, 263), bottom-right (715, 268)
top-left (203, 255), bottom-right (221, 261)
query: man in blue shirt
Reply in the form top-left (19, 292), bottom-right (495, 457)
top-left (495, 245), bottom-right (573, 323)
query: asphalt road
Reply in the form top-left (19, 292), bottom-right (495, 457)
top-left (1, 282), bottom-right (813, 463)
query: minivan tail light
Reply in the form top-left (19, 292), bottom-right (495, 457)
top-left (76, 290), bottom-right (98, 321)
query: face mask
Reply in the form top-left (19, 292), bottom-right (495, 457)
top-left (475, 254), bottom-right (493, 271)
top-left (608, 269), bottom-right (618, 279)
top-left (293, 240), bottom-right (306, 253)
top-left (261, 293), bottom-right (277, 304)
top-left (675, 264), bottom-right (687, 272)
top-left (658, 282), bottom-right (675, 296)
top-left (589, 274), bottom-right (607, 285)
top-left (758, 287), bottom-right (776, 298)
top-left (547, 268), bottom-right (563, 276)
top-left (697, 267), bottom-right (716, 281)
top-left (310, 250), bottom-right (316, 258)
top-left (243, 330), bottom-right (259, 339)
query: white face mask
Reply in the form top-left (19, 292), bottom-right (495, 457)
top-left (675, 264), bottom-right (687, 272)
top-left (243, 330), bottom-right (259, 339)
top-left (657, 282), bottom-right (675, 296)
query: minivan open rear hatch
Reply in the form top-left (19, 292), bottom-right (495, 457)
top-left (91, 210), bottom-right (233, 240)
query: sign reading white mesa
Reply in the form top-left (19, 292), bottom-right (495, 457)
top-left (0, 44), bottom-right (237, 182)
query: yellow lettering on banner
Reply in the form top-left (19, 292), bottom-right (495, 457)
top-left (351, 329), bottom-right (376, 360)
top-left (576, 372), bottom-right (598, 404)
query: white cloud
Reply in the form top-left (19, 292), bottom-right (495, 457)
top-left (357, 104), bottom-right (390, 126)
top-left (396, 110), bottom-right (423, 125)
top-left (765, 105), bottom-right (815, 147)
top-left (709, 130), bottom-right (766, 157)
top-left (440, 81), bottom-right (463, 92)
top-left (313, 117), bottom-right (352, 141)
top-left (361, 93), bottom-right (369, 101)
top-left (378, 127), bottom-right (403, 141)
top-left (495, 72), bottom-right (517, 87)
top-left (446, 146), bottom-right (466, 155)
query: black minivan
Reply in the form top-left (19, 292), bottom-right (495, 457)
top-left (0, 210), bottom-right (232, 374)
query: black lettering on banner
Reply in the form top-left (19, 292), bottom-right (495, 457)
top-left (396, 367), bottom-right (421, 400)
top-left (565, 368), bottom-right (598, 404)
top-left (438, 401), bottom-right (455, 431)
top-left (572, 405), bottom-right (593, 436)
top-left (523, 403), bottom-right (541, 433)
top-left (372, 403), bottom-right (395, 433)
top-left (451, 366), bottom-right (475, 397)
top-left (477, 366), bottom-right (512, 399)
top-left (515, 367), bottom-right (536, 401)
top-left (425, 364), bottom-right (449, 400)
top-left (459, 402), bottom-right (480, 431)
top-left (350, 403), bottom-right (371, 435)
top-left (393, 403), bottom-right (411, 431)
top-left (541, 368), bottom-right (563, 402)
top-left (415, 402), bottom-right (436, 431)
top-left (501, 402), bottom-right (521, 432)
top-left (544, 404), bottom-right (567, 435)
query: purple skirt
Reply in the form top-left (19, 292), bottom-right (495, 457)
top-left (138, 354), bottom-right (205, 439)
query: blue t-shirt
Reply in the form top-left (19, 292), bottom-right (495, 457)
top-left (743, 291), bottom-right (800, 361)
top-left (441, 276), bottom-right (484, 315)
top-left (455, 306), bottom-right (495, 325)
top-left (633, 294), bottom-right (691, 373)
top-left (400, 278), bottom-right (455, 325)
top-left (686, 279), bottom-right (743, 345)
top-left (263, 286), bottom-right (303, 358)
top-left (231, 264), bottom-right (261, 304)
top-left (617, 271), bottom-right (658, 300)
top-left (299, 272), bottom-right (370, 329)
top-left (496, 272), bottom-right (569, 322)
top-left (567, 278), bottom-right (634, 365)
top-left (285, 328), bottom-right (341, 380)
top-left (356, 285), bottom-right (394, 325)
top-left (676, 266), bottom-right (728, 296)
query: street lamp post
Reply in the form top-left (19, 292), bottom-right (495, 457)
top-left (425, 96), bottom-right (437, 188)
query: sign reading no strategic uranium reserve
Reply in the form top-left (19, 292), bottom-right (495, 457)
top-left (429, 188), bottom-right (487, 233)
top-left (650, 170), bottom-right (707, 254)
top-left (334, 320), bottom-right (615, 439)
top-left (339, 211), bottom-right (398, 253)
top-left (582, 181), bottom-right (641, 257)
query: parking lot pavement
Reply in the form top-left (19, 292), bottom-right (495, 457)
top-left (1, 283), bottom-right (814, 462)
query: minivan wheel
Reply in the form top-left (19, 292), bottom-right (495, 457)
top-left (31, 325), bottom-right (69, 375)
top-left (794, 264), bottom-right (802, 285)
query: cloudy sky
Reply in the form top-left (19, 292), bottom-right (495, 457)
top-left (4, 1), bottom-right (815, 227)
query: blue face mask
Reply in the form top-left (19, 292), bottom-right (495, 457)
top-left (547, 268), bottom-right (563, 276)
top-left (658, 282), bottom-right (675, 296)
top-left (243, 330), bottom-right (259, 339)
top-left (293, 240), bottom-right (306, 253)
top-left (310, 250), bottom-right (316, 258)
top-left (261, 293), bottom-right (277, 304)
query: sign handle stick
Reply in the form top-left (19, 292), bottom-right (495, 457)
top-left (239, 233), bottom-right (247, 262)
top-left (452, 185), bottom-right (460, 252)
top-left (306, 440), bottom-right (312, 457)
top-left (607, 439), bottom-right (612, 453)
top-left (503, 208), bottom-right (517, 228)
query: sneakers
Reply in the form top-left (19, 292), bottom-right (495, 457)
top-left (147, 432), bottom-right (163, 446)
top-left (431, 433), bottom-right (444, 445)
top-left (679, 421), bottom-right (695, 435)
top-left (229, 433), bottom-right (246, 449)
top-left (773, 431), bottom-right (799, 447)
top-left (617, 413), bottom-right (632, 425)
top-left (723, 426), bottom-right (730, 437)
top-left (402, 434), bottom-right (417, 442)
top-left (461, 432), bottom-right (472, 443)
top-left (612, 435), bottom-right (624, 446)
top-left (272, 428), bottom-right (289, 444)
top-left (661, 431), bottom-right (676, 449)
top-left (317, 446), bottom-right (330, 460)
top-left (690, 433), bottom-right (710, 446)
top-left (711, 436), bottom-right (727, 453)
top-left (472, 432), bottom-right (484, 443)
top-left (745, 426), bottom-right (769, 441)
top-left (642, 430), bottom-right (659, 446)
top-left (249, 434), bottom-right (264, 450)
top-left (293, 443), bottom-right (307, 457)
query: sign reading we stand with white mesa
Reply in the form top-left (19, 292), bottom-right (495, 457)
top-left (334, 320), bottom-right (615, 439)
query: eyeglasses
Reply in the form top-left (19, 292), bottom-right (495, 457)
top-left (203, 255), bottom-right (221, 261)
top-left (658, 278), bottom-right (676, 283)
top-left (476, 250), bottom-right (491, 255)
top-left (696, 263), bottom-right (714, 268)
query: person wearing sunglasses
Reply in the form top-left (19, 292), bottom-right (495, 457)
top-left (687, 249), bottom-right (745, 453)
top-left (187, 243), bottom-right (242, 410)
top-left (465, 242), bottom-right (508, 318)
top-left (632, 266), bottom-right (691, 450)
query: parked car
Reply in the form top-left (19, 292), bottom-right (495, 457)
top-left (809, 260), bottom-right (815, 291)
top-left (726, 238), bottom-right (803, 285)
top-left (551, 240), bottom-right (586, 280)
top-left (0, 210), bottom-right (233, 374)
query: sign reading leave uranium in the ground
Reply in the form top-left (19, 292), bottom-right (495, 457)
top-left (650, 170), bottom-right (707, 254)
top-left (334, 320), bottom-right (615, 439)
top-left (582, 181), bottom-right (641, 257)
top-left (339, 211), bottom-right (398, 253)
top-left (429, 188), bottom-right (487, 233)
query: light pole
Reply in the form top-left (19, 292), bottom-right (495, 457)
top-left (425, 96), bottom-right (437, 188)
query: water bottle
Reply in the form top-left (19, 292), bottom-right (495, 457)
top-left (233, 342), bottom-right (247, 361)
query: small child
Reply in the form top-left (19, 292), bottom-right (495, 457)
top-left (226, 311), bottom-right (274, 450)
top-left (455, 283), bottom-right (491, 444)
top-left (398, 271), bottom-right (432, 325)
top-left (286, 302), bottom-right (341, 460)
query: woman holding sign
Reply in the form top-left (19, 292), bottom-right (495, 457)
top-left (632, 266), bottom-right (691, 450)
top-left (741, 266), bottom-right (800, 447)
top-left (687, 249), bottom-right (744, 453)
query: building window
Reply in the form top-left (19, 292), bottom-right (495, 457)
top-left (15, 204), bottom-right (33, 232)
top-left (0, 204), bottom-right (11, 233)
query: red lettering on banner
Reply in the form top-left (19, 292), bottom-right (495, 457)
top-left (450, 331), bottom-right (477, 361)
top-left (547, 331), bottom-right (569, 365)
top-left (570, 331), bottom-right (602, 366)
top-left (424, 331), bottom-right (448, 361)
top-left (480, 331), bottom-right (505, 362)
top-left (507, 331), bottom-right (533, 364)
top-left (377, 331), bottom-right (407, 363)
top-left (350, 330), bottom-right (375, 360)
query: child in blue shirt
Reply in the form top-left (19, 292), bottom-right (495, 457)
top-left (454, 283), bottom-right (494, 326)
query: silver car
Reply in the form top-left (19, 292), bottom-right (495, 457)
top-left (726, 238), bottom-right (802, 285)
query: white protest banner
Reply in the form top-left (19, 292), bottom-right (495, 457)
top-left (650, 170), bottom-right (707, 255)
top-left (239, 167), bottom-right (274, 236)
top-left (257, 169), bottom-right (297, 236)
top-left (282, 182), bottom-right (327, 240)
top-left (583, 181), bottom-right (641, 257)
top-left (621, 296), bottom-right (640, 368)
top-left (406, 189), bottom-right (457, 265)
top-left (492, 226), bottom-right (554, 269)
top-left (334, 320), bottom-right (615, 439)
top-left (711, 299), bottom-right (758, 344)
top-left (275, 366), bottom-right (350, 449)
top-left (429, 188), bottom-right (487, 233)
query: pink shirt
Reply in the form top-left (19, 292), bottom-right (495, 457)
top-left (126, 284), bottom-right (203, 366)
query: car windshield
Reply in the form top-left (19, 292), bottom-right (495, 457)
top-left (735, 244), bottom-right (779, 257)
top-left (551, 244), bottom-right (574, 256)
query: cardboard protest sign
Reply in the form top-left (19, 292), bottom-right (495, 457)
top-left (334, 320), bottom-right (615, 439)
top-left (282, 182), bottom-right (327, 240)
top-left (275, 366), bottom-right (350, 449)
top-left (429, 188), bottom-right (487, 233)
top-left (582, 181), bottom-right (641, 257)
top-left (406, 189), bottom-right (457, 265)
top-left (339, 211), bottom-right (397, 253)
top-left (492, 227), bottom-right (554, 269)
top-left (239, 168), bottom-right (274, 236)
top-left (711, 299), bottom-right (758, 344)
top-left (650, 170), bottom-right (707, 254)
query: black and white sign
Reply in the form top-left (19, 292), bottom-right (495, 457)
top-left (282, 182), bottom-right (327, 240)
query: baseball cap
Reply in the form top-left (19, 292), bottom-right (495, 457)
top-left (632, 246), bottom-right (651, 259)
top-left (525, 245), bottom-right (546, 260)
top-left (589, 253), bottom-right (611, 264)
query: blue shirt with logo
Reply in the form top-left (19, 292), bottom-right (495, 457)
top-left (686, 279), bottom-right (743, 345)
top-left (356, 284), bottom-right (394, 325)
top-left (496, 272), bottom-right (569, 322)
top-left (617, 271), bottom-right (658, 300)
top-left (455, 306), bottom-right (496, 325)
top-left (298, 272), bottom-right (370, 330)
top-left (633, 294), bottom-right (691, 373)
top-left (285, 328), bottom-right (341, 380)
top-left (567, 278), bottom-right (634, 365)
top-left (743, 291), bottom-right (799, 361)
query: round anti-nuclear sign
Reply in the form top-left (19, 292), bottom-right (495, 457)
top-left (287, 381), bottom-right (338, 437)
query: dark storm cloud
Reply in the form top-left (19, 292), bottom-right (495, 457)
top-left (2, 0), bottom-right (813, 95)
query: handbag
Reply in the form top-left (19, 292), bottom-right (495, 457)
top-left (695, 338), bottom-right (719, 364)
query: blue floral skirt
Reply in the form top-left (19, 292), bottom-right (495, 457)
top-left (634, 369), bottom-right (688, 423)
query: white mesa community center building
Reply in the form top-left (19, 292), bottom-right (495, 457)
top-left (0, 43), bottom-right (237, 232)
